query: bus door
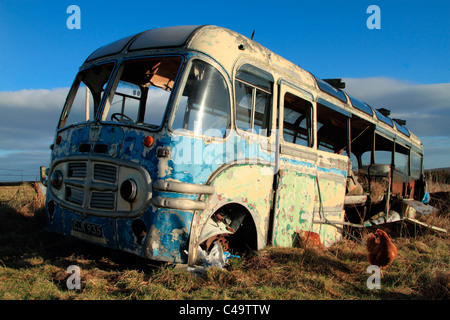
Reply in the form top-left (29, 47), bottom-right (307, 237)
top-left (271, 82), bottom-right (317, 247)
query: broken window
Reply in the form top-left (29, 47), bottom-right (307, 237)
top-left (235, 64), bottom-right (273, 136)
top-left (394, 143), bottom-right (409, 175)
top-left (316, 100), bottom-right (349, 154)
top-left (171, 59), bottom-right (231, 138)
top-left (102, 57), bottom-right (182, 128)
top-left (282, 92), bottom-right (313, 147)
top-left (410, 151), bottom-right (422, 180)
top-left (59, 62), bottom-right (115, 129)
top-left (374, 134), bottom-right (394, 165)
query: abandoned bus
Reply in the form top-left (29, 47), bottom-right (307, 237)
top-left (43, 25), bottom-right (435, 265)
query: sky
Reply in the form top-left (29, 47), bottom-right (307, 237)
top-left (0, 0), bottom-right (449, 181)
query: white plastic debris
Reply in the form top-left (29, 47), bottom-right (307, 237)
top-left (198, 242), bottom-right (226, 268)
top-left (187, 242), bottom-right (240, 275)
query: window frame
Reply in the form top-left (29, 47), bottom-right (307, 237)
top-left (58, 61), bottom-right (116, 130)
top-left (233, 62), bottom-right (274, 137)
top-left (280, 91), bottom-right (314, 148)
top-left (100, 55), bottom-right (184, 131)
top-left (316, 98), bottom-right (350, 154)
top-left (410, 150), bottom-right (423, 180)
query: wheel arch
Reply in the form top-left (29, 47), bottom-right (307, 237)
top-left (187, 201), bottom-right (264, 265)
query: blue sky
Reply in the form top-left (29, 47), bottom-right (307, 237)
top-left (0, 0), bottom-right (449, 180)
top-left (1, 0), bottom-right (449, 89)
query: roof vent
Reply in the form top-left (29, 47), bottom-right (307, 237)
top-left (393, 118), bottom-right (406, 126)
top-left (323, 78), bottom-right (345, 89)
top-left (377, 108), bottom-right (391, 117)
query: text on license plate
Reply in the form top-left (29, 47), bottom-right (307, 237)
top-left (72, 219), bottom-right (104, 238)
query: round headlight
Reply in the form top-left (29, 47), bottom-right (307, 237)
top-left (120, 179), bottom-right (138, 202)
top-left (50, 170), bottom-right (63, 190)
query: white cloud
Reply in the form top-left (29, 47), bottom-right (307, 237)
top-left (0, 88), bottom-right (68, 110)
top-left (0, 88), bottom-right (67, 180)
top-left (0, 88), bottom-right (67, 149)
top-left (343, 78), bottom-right (450, 169)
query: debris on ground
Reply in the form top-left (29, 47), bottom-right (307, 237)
top-left (186, 242), bottom-right (240, 276)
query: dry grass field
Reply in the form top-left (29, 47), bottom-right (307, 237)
top-left (0, 178), bottom-right (448, 302)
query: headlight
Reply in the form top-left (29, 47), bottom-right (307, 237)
top-left (50, 170), bottom-right (63, 190)
top-left (120, 179), bottom-right (137, 202)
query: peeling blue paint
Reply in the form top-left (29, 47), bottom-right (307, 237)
top-left (46, 121), bottom-right (283, 263)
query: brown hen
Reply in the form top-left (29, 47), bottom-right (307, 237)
top-left (366, 229), bottom-right (398, 277)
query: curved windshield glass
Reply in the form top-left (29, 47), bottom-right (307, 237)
top-left (171, 60), bottom-right (231, 138)
top-left (59, 63), bottom-right (114, 129)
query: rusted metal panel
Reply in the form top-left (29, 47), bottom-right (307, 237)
top-left (401, 199), bottom-right (438, 218)
top-left (363, 199), bottom-right (445, 234)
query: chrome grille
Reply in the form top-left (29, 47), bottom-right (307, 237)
top-left (68, 162), bottom-right (87, 178)
top-left (66, 187), bottom-right (84, 206)
top-left (62, 160), bottom-right (118, 211)
top-left (90, 192), bottom-right (115, 209)
top-left (94, 164), bottom-right (117, 183)
top-left (51, 157), bottom-right (151, 217)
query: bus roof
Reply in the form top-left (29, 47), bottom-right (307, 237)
top-left (83, 25), bottom-right (423, 153)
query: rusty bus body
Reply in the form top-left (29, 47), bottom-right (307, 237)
top-left (43, 25), bottom-right (438, 265)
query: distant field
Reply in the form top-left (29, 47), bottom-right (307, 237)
top-left (0, 182), bottom-right (448, 301)
top-left (0, 183), bottom-right (39, 203)
top-left (426, 168), bottom-right (450, 192)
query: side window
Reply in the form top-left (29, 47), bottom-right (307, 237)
top-left (235, 64), bottom-right (273, 136)
top-left (60, 63), bottom-right (114, 129)
top-left (316, 101), bottom-right (349, 154)
top-left (63, 82), bottom-right (96, 127)
top-left (374, 133), bottom-right (394, 164)
top-left (171, 59), bottom-right (231, 138)
top-left (410, 151), bottom-right (422, 179)
top-left (394, 143), bottom-right (409, 175)
top-left (282, 92), bottom-right (313, 147)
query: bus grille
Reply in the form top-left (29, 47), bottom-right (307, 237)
top-left (68, 162), bottom-right (87, 178)
top-left (66, 187), bottom-right (84, 206)
top-left (64, 161), bottom-right (118, 211)
top-left (91, 192), bottom-right (115, 209)
top-left (51, 157), bottom-right (151, 217)
top-left (94, 164), bottom-right (117, 183)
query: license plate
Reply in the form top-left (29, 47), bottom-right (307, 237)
top-left (72, 219), bottom-right (104, 238)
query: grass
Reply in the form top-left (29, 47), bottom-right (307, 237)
top-left (0, 184), bottom-right (449, 300)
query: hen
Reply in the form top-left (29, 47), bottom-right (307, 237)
top-left (366, 229), bottom-right (398, 277)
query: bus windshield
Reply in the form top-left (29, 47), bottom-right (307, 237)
top-left (59, 62), bottom-right (115, 129)
top-left (102, 57), bottom-right (182, 129)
